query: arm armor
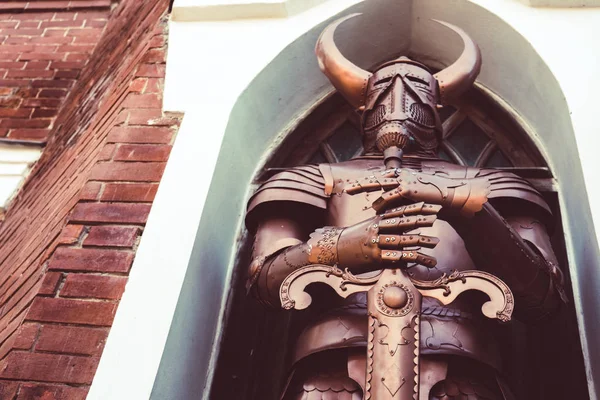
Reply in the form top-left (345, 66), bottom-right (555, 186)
top-left (246, 165), bottom-right (329, 307)
top-left (449, 202), bottom-right (567, 322)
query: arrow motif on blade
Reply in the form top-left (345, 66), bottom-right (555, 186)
top-left (374, 319), bottom-right (414, 356)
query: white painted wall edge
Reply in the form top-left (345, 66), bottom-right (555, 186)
top-left (86, 103), bottom-right (234, 400)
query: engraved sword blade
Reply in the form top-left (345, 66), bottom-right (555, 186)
top-left (365, 268), bottom-right (422, 400)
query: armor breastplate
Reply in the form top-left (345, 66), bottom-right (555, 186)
top-left (294, 156), bottom-right (503, 370)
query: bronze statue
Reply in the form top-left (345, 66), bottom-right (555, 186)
top-left (245, 14), bottom-right (567, 400)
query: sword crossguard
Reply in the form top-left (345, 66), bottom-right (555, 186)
top-left (411, 270), bottom-right (514, 322)
top-left (280, 266), bottom-right (513, 322)
top-left (280, 264), bottom-right (381, 310)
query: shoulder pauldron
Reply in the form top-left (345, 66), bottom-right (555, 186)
top-left (246, 165), bottom-right (328, 230)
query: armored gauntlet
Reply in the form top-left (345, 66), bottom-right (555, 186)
top-left (346, 168), bottom-right (491, 217)
top-left (307, 202), bottom-right (441, 274)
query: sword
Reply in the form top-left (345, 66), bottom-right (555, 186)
top-left (280, 265), bottom-right (513, 399)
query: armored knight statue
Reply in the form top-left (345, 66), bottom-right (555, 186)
top-left (245, 15), bottom-right (567, 400)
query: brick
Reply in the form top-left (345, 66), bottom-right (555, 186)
top-left (32, 108), bottom-right (59, 118)
top-left (32, 79), bottom-right (74, 88)
top-left (25, 60), bottom-right (51, 69)
top-left (0, 351), bottom-right (100, 384)
top-left (59, 224), bottom-right (85, 244)
top-left (31, 36), bottom-right (74, 44)
top-left (0, 61), bottom-right (25, 69)
top-left (0, 21), bottom-right (18, 29)
top-left (0, 119), bottom-right (51, 129)
top-left (6, 69), bottom-right (54, 78)
top-left (84, 226), bottom-right (139, 247)
top-left (33, 45), bottom-right (59, 53)
top-left (100, 183), bottom-right (158, 203)
top-left (129, 77), bottom-right (146, 92)
top-left (41, 20), bottom-right (84, 29)
top-left (26, 2), bottom-right (75, 11)
top-left (19, 21), bottom-right (42, 29)
top-left (149, 35), bottom-right (166, 48)
top-left (17, 384), bottom-right (88, 400)
top-left (50, 61), bottom-right (85, 69)
top-left (0, 382), bottom-right (18, 400)
top-left (27, 297), bottom-right (117, 326)
top-left (54, 11), bottom-right (78, 21)
top-left (0, 77), bottom-right (31, 87)
top-left (114, 144), bottom-right (171, 162)
top-left (9, 128), bottom-right (51, 140)
top-left (125, 109), bottom-right (162, 125)
top-left (70, 202), bottom-right (151, 224)
top-left (84, 19), bottom-right (107, 28)
top-left (135, 64), bottom-right (165, 78)
top-left (0, 97), bottom-right (22, 108)
top-left (0, 52), bottom-right (19, 61)
top-left (67, 28), bottom-right (104, 36)
top-left (48, 247), bottom-right (134, 273)
top-left (79, 181), bottom-right (101, 200)
top-left (75, 11), bottom-right (108, 20)
top-left (0, 44), bottom-right (34, 53)
top-left (142, 48), bottom-right (166, 64)
top-left (143, 77), bottom-right (162, 94)
top-left (57, 44), bottom-right (95, 53)
top-left (43, 28), bottom-right (68, 37)
top-left (1, 29), bottom-right (44, 36)
top-left (19, 52), bottom-right (64, 61)
top-left (13, 322), bottom-right (40, 350)
top-left (55, 69), bottom-right (79, 79)
top-left (3, 36), bottom-right (31, 45)
top-left (65, 53), bottom-right (86, 61)
top-left (22, 98), bottom-right (61, 107)
top-left (39, 271), bottom-right (62, 295)
top-left (122, 93), bottom-right (161, 109)
top-left (39, 88), bottom-right (67, 98)
top-left (11, 13), bottom-right (55, 21)
top-left (98, 143), bottom-right (115, 160)
top-left (61, 274), bottom-right (127, 300)
top-left (89, 161), bottom-right (165, 182)
top-left (0, 108), bottom-right (31, 118)
top-left (35, 325), bottom-right (108, 355)
top-left (15, 86), bottom-right (39, 98)
top-left (107, 126), bottom-right (173, 144)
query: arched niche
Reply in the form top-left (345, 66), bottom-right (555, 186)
top-left (151, 1), bottom-right (598, 399)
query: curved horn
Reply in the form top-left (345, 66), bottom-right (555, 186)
top-left (316, 14), bottom-right (372, 109)
top-left (432, 20), bottom-right (482, 104)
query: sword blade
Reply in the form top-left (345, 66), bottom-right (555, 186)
top-left (365, 268), bottom-right (422, 400)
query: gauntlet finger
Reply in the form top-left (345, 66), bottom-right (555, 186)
top-left (381, 202), bottom-right (442, 218)
top-left (380, 250), bottom-right (437, 267)
top-left (378, 234), bottom-right (439, 249)
top-left (378, 214), bottom-right (437, 232)
top-left (372, 188), bottom-right (404, 212)
top-left (346, 176), bottom-right (399, 195)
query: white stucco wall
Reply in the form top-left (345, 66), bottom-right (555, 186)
top-left (89, 1), bottom-right (600, 399)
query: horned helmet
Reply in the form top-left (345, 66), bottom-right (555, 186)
top-left (316, 14), bottom-right (481, 155)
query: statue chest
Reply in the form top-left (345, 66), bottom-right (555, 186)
top-left (325, 190), bottom-right (476, 280)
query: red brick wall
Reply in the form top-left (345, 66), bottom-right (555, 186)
top-left (0, 0), bottom-right (179, 397)
top-left (0, 2), bottom-right (112, 142)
